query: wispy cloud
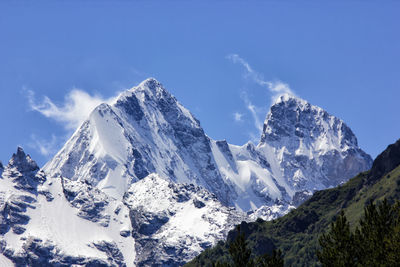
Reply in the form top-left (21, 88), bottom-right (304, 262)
top-left (26, 88), bottom-right (117, 130)
top-left (242, 92), bottom-right (265, 136)
top-left (227, 54), bottom-right (295, 143)
top-left (28, 134), bottom-right (59, 157)
top-left (234, 112), bottom-right (244, 122)
top-left (226, 54), bottom-right (295, 103)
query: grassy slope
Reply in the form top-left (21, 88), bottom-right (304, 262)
top-left (187, 141), bottom-right (400, 267)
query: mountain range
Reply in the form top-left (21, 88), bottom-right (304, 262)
top-left (0, 78), bottom-right (372, 266)
top-left (188, 139), bottom-right (400, 266)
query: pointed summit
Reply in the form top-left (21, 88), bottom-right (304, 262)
top-left (4, 147), bottom-right (41, 191)
top-left (8, 147), bottom-right (39, 174)
top-left (273, 92), bottom-right (305, 105)
top-left (44, 78), bottom-right (231, 202)
top-left (259, 94), bottom-right (372, 190)
top-left (139, 77), bottom-right (163, 91)
top-left (261, 94), bottom-right (355, 148)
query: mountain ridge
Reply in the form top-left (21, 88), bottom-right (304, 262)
top-left (188, 138), bottom-right (400, 266)
top-left (1, 78), bottom-right (373, 266)
top-left (44, 78), bottom-right (372, 213)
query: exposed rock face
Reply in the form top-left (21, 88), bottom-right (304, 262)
top-left (369, 138), bottom-right (400, 182)
top-left (44, 79), bottom-right (233, 204)
top-left (0, 148), bottom-right (135, 267)
top-left (258, 94), bottom-right (373, 196)
top-left (43, 79), bottom-right (372, 213)
top-left (123, 174), bottom-right (246, 267)
top-left (1, 79), bottom-right (374, 266)
top-left (4, 147), bottom-right (41, 192)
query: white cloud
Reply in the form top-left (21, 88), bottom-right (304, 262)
top-left (27, 88), bottom-right (117, 130)
top-left (234, 112), bottom-right (244, 122)
top-left (227, 54), bottom-right (296, 143)
top-left (240, 92), bottom-right (265, 135)
top-left (227, 54), bottom-right (295, 103)
top-left (28, 134), bottom-right (59, 157)
top-left (246, 102), bottom-right (263, 133)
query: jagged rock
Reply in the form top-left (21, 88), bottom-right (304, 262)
top-left (119, 230), bottom-right (130, 237)
top-left (0, 79), bottom-right (374, 266)
top-left (193, 198), bottom-right (205, 208)
top-left (43, 80), bottom-right (372, 217)
top-left (0, 148), bottom-right (135, 267)
top-left (12, 226), bottom-right (26, 235)
top-left (93, 240), bottom-right (125, 267)
top-left (61, 178), bottom-right (110, 226)
top-left (3, 147), bottom-right (43, 192)
top-left (123, 174), bottom-right (246, 266)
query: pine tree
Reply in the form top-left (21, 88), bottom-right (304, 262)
top-left (386, 218), bottom-right (400, 265)
top-left (213, 225), bottom-right (284, 267)
top-left (228, 225), bottom-right (254, 267)
top-left (317, 210), bottom-right (357, 266)
top-left (255, 249), bottom-right (284, 267)
top-left (318, 199), bottom-right (400, 267)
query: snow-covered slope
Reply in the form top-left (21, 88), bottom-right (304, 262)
top-left (0, 148), bottom-right (135, 266)
top-left (44, 78), bottom-right (372, 214)
top-left (0, 148), bottom-right (244, 266)
top-left (1, 78), bottom-right (373, 266)
top-left (210, 93), bottom-right (373, 211)
top-left (44, 78), bottom-right (232, 204)
top-left (123, 174), bottom-right (245, 266)
top-left (260, 94), bottom-right (372, 195)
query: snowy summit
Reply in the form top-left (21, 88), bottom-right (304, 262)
top-left (0, 78), bottom-right (372, 266)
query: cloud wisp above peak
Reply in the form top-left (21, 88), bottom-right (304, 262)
top-left (226, 54), bottom-right (295, 103)
top-left (227, 54), bottom-right (296, 143)
top-left (27, 88), bottom-right (117, 131)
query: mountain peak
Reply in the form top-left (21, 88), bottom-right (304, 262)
top-left (272, 93), bottom-right (319, 113)
top-left (126, 77), bottom-right (165, 97)
top-left (115, 78), bottom-right (173, 110)
top-left (259, 94), bottom-right (372, 190)
top-left (139, 77), bottom-right (162, 88)
top-left (8, 147), bottom-right (39, 174)
top-left (261, 94), bottom-right (343, 145)
top-left (274, 93), bottom-right (303, 104)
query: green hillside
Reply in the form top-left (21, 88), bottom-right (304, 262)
top-left (187, 139), bottom-right (400, 267)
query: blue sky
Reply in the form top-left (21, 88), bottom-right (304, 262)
top-left (1, 1), bottom-right (399, 166)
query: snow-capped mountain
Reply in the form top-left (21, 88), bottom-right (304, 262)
top-left (0, 147), bottom-right (136, 266)
top-left (0, 148), bottom-right (244, 266)
top-left (44, 78), bottom-right (233, 205)
top-left (44, 78), bottom-right (372, 212)
top-left (0, 78), bottom-right (373, 266)
top-left (260, 94), bottom-right (372, 199)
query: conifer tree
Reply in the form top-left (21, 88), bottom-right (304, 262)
top-left (213, 225), bottom-right (284, 267)
top-left (318, 199), bottom-right (400, 266)
top-left (228, 225), bottom-right (253, 267)
top-left (317, 210), bottom-right (356, 266)
top-left (255, 249), bottom-right (284, 267)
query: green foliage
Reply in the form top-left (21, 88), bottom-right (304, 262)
top-left (213, 225), bottom-right (284, 267)
top-left (317, 211), bottom-right (356, 266)
top-left (187, 142), bottom-right (400, 267)
top-left (317, 199), bottom-right (400, 266)
top-left (255, 249), bottom-right (284, 267)
top-left (228, 226), bottom-right (253, 267)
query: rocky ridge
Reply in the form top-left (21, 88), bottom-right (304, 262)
top-left (0, 78), bottom-right (373, 266)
